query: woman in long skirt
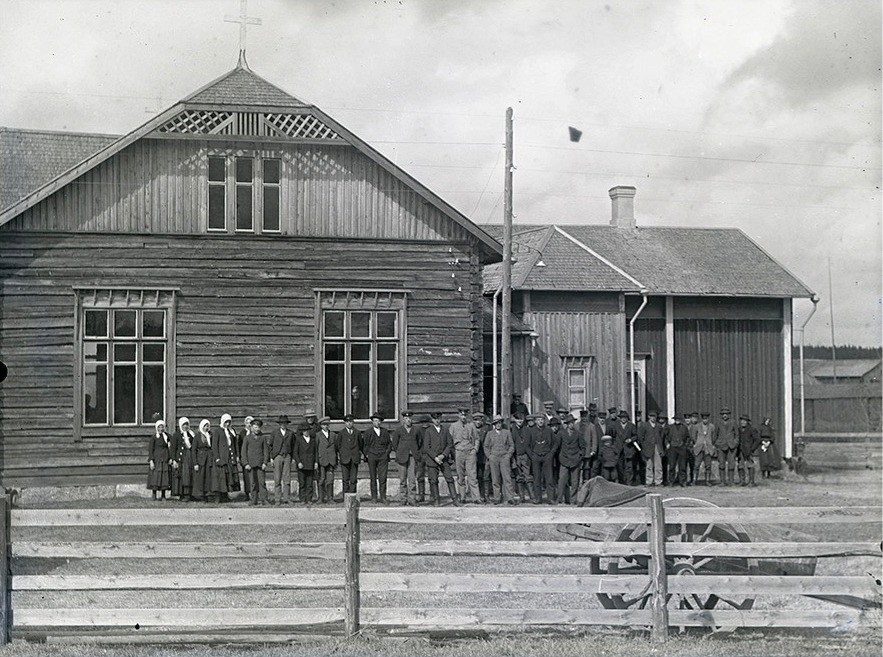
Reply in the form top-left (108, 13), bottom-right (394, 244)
top-left (147, 419), bottom-right (172, 500)
top-left (192, 419), bottom-right (215, 502)
top-left (172, 417), bottom-right (195, 501)
top-left (213, 413), bottom-right (239, 502)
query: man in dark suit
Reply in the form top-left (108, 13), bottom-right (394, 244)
top-left (611, 410), bottom-right (640, 486)
top-left (421, 412), bottom-right (460, 506)
top-left (361, 412), bottom-right (392, 503)
top-left (337, 413), bottom-right (361, 494)
top-left (269, 414), bottom-right (293, 504)
top-left (292, 422), bottom-right (319, 505)
top-left (391, 410), bottom-right (421, 506)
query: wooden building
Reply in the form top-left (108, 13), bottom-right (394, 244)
top-left (0, 59), bottom-right (501, 488)
top-left (483, 186), bottom-right (814, 456)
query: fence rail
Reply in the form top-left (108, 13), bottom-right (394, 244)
top-left (0, 494), bottom-right (880, 644)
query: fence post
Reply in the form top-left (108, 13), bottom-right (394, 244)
top-left (344, 492), bottom-right (360, 638)
top-left (0, 494), bottom-right (10, 645)
top-left (647, 493), bottom-right (668, 643)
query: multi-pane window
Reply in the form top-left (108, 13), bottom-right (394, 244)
top-left (206, 155), bottom-right (281, 233)
top-left (567, 367), bottom-right (587, 412)
top-left (80, 290), bottom-right (174, 428)
top-left (207, 156), bottom-right (226, 231)
top-left (322, 304), bottom-right (402, 421)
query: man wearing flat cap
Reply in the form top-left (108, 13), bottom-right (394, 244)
top-left (557, 414), bottom-right (586, 504)
top-left (714, 407), bottom-right (739, 486)
top-left (638, 411), bottom-right (664, 486)
top-left (472, 412), bottom-right (492, 503)
top-left (510, 394), bottom-right (529, 419)
top-left (269, 414), bottom-right (293, 505)
top-left (611, 410), bottom-right (640, 486)
top-left (737, 415), bottom-right (761, 487)
top-left (527, 415), bottom-right (559, 504)
top-left (692, 412), bottom-right (716, 486)
top-left (484, 414), bottom-right (516, 505)
top-left (542, 400), bottom-right (556, 424)
top-left (391, 410), bottom-right (421, 505)
top-left (293, 422), bottom-right (319, 505)
top-left (361, 412), bottom-right (392, 503)
top-left (510, 412), bottom-right (533, 503)
top-left (449, 408), bottom-right (481, 504)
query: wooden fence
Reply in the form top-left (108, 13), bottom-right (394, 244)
top-left (0, 495), bottom-right (880, 644)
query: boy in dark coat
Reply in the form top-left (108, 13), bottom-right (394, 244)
top-left (598, 435), bottom-right (619, 482)
top-left (240, 419), bottom-right (270, 505)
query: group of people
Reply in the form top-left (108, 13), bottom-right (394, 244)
top-left (146, 400), bottom-right (782, 506)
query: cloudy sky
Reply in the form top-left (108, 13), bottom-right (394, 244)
top-left (1, 0), bottom-right (880, 346)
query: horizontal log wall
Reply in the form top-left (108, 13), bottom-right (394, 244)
top-left (0, 232), bottom-right (481, 486)
top-left (2, 139), bottom-right (473, 244)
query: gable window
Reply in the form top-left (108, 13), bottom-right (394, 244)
top-left (562, 356), bottom-right (595, 413)
top-left (318, 291), bottom-right (406, 421)
top-left (76, 288), bottom-right (176, 435)
top-left (206, 154), bottom-right (281, 234)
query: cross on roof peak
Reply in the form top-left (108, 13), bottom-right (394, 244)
top-left (225, 0), bottom-right (262, 56)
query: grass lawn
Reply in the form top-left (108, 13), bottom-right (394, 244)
top-left (2, 462), bottom-right (880, 656)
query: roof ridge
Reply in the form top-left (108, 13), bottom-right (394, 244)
top-left (553, 225), bottom-right (645, 289)
top-left (0, 127), bottom-right (120, 139)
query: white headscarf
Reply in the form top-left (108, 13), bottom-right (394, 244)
top-left (178, 417), bottom-right (193, 448)
top-left (155, 420), bottom-right (168, 446)
top-left (199, 419), bottom-right (212, 446)
top-left (244, 415), bottom-right (254, 429)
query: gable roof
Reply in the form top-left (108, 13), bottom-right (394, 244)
top-left (0, 128), bottom-right (117, 210)
top-left (0, 61), bottom-right (502, 262)
top-left (811, 359), bottom-right (881, 379)
top-left (482, 223), bottom-right (813, 298)
top-left (483, 225), bottom-right (641, 292)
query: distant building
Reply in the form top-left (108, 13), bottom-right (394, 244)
top-left (811, 359), bottom-right (881, 384)
top-left (483, 186), bottom-right (815, 456)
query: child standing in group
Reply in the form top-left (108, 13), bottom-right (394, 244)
top-left (147, 419), bottom-right (172, 500)
top-left (240, 418), bottom-right (270, 505)
top-left (598, 434), bottom-right (619, 483)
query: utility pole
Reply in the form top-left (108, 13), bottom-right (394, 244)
top-left (828, 257), bottom-right (838, 383)
top-left (501, 108), bottom-right (514, 416)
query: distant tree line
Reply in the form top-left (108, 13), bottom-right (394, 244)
top-left (791, 345), bottom-right (882, 359)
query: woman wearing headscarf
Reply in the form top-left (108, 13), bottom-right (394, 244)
top-left (171, 417), bottom-right (195, 501)
top-left (192, 419), bottom-right (215, 502)
top-left (237, 416), bottom-right (254, 501)
top-left (214, 413), bottom-right (240, 502)
top-left (147, 419), bottom-right (172, 501)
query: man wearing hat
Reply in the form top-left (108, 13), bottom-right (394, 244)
top-left (528, 415), bottom-right (560, 504)
top-left (638, 411), bottom-right (665, 486)
top-left (421, 412), bottom-right (460, 506)
top-left (536, 401), bottom-right (552, 425)
top-left (713, 407), bottom-right (739, 486)
top-left (612, 410), bottom-right (640, 486)
top-left (337, 414), bottom-right (361, 495)
top-left (666, 414), bottom-right (690, 487)
top-left (240, 418), bottom-right (270, 505)
top-left (484, 415), bottom-right (517, 505)
top-left (510, 394), bottom-right (529, 419)
top-left (392, 410), bottom-right (421, 505)
top-left (304, 410), bottom-right (319, 435)
top-left (293, 422), bottom-right (319, 504)
top-left (316, 417), bottom-right (338, 503)
top-left (557, 415), bottom-right (585, 504)
top-left (449, 409), bottom-right (482, 504)
top-left (658, 414), bottom-right (670, 485)
top-left (361, 413), bottom-right (392, 503)
top-left (691, 412), bottom-right (716, 486)
top-left (510, 412), bottom-right (533, 503)
top-left (472, 412), bottom-right (493, 503)
top-left (269, 415), bottom-right (293, 504)
top-left (737, 415), bottom-right (761, 487)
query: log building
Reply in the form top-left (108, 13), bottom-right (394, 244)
top-left (0, 60), bottom-right (501, 488)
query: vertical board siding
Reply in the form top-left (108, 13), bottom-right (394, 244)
top-left (634, 318), bottom-right (667, 414)
top-left (522, 312), bottom-right (625, 412)
top-left (674, 319), bottom-right (784, 443)
top-left (3, 139), bottom-right (471, 245)
top-left (0, 233), bottom-right (481, 485)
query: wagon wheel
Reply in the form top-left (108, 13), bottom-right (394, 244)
top-left (588, 497), bottom-right (759, 611)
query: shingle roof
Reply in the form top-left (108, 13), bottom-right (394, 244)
top-left (483, 225), bottom-right (640, 292)
top-left (0, 128), bottom-right (117, 210)
top-left (184, 66), bottom-right (309, 107)
top-left (482, 223), bottom-right (813, 298)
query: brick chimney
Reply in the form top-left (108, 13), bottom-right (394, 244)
top-left (609, 185), bottom-right (637, 229)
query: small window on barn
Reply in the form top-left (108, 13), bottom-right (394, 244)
top-left (208, 156), bottom-right (227, 231)
top-left (77, 289), bottom-right (176, 433)
top-left (318, 291), bottom-right (406, 421)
